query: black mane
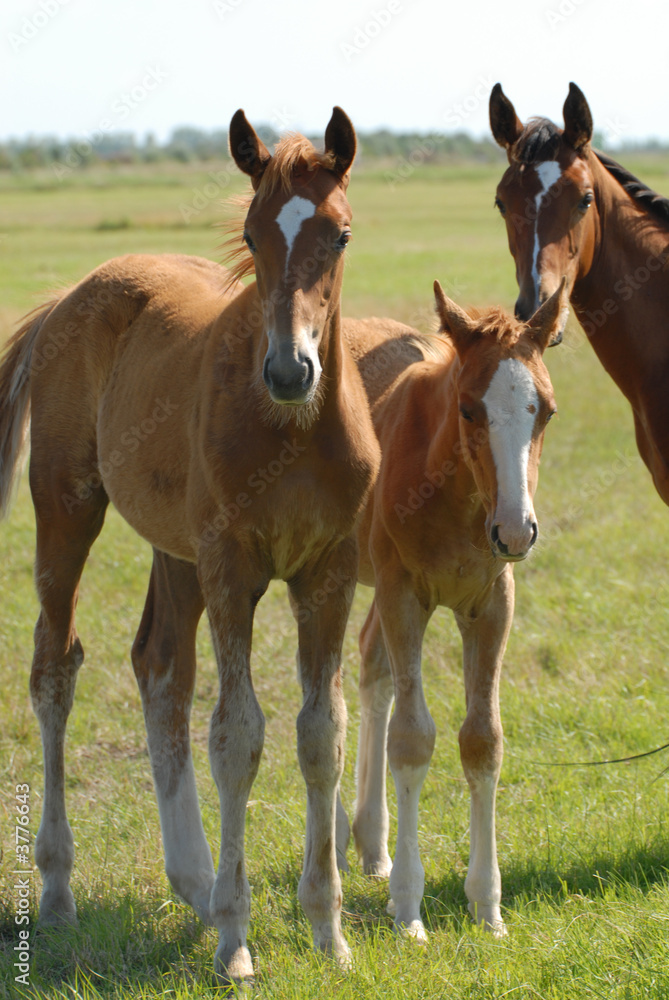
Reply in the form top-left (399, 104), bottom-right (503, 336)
top-left (594, 150), bottom-right (669, 228)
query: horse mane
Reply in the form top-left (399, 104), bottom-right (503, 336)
top-left (465, 306), bottom-right (526, 347)
top-left (256, 133), bottom-right (337, 202)
top-left (220, 133), bottom-right (338, 291)
top-left (593, 149), bottom-right (669, 228)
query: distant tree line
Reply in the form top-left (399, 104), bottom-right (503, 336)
top-left (1, 125), bottom-right (667, 173)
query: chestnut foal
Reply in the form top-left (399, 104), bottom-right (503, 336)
top-left (344, 282), bottom-right (563, 940)
top-left (0, 108), bottom-right (380, 982)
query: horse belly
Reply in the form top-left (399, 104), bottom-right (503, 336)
top-left (102, 453), bottom-right (194, 560)
top-left (97, 368), bottom-right (197, 561)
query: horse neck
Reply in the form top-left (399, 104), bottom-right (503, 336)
top-left (318, 301), bottom-right (347, 385)
top-left (571, 152), bottom-right (669, 380)
top-left (421, 356), bottom-right (479, 507)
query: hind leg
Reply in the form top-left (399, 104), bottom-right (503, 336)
top-left (131, 549), bottom-right (214, 923)
top-left (29, 479), bottom-right (108, 925)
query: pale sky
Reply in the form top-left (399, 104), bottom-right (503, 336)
top-left (2, 0), bottom-right (667, 146)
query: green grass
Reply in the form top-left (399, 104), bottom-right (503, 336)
top-left (2, 158), bottom-right (669, 998)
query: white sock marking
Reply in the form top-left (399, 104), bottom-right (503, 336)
top-left (276, 195), bottom-right (316, 275)
top-left (531, 161), bottom-right (562, 299)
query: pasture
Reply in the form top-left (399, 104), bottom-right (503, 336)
top-left (1, 154), bottom-right (669, 998)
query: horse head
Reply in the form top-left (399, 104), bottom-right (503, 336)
top-left (489, 82), bottom-right (598, 342)
top-left (229, 107), bottom-right (356, 421)
top-left (434, 280), bottom-right (564, 561)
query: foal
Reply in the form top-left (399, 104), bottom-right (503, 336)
top-left (0, 108), bottom-right (380, 982)
top-left (345, 282), bottom-right (562, 940)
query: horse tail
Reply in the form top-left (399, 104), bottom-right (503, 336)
top-left (0, 297), bottom-right (62, 518)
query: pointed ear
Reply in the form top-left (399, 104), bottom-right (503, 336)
top-left (229, 109), bottom-right (272, 190)
top-left (489, 83), bottom-right (523, 154)
top-left (325, 106), bottom-right (357, 179)
top-left (525, 278), bottom-right (568, 352)
top-left (433, 280), bottom-right (479, 355)
top-left (563, 83), bottom-right (593, 152)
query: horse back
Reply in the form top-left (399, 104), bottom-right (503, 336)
top-left (27, 254), bottom-right (244, 555)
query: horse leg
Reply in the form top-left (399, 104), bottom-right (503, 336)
top-left (376, 567), bottom-right (433, 941)
top-left (131, 549), bottom-right (214, 924)
top-left (352, 599), bottom-right (394, 877)
top-left (288, 536), bottom-right (358, 967)
top-left (199, 541), bottom-right (268, 985)
top-left (289, 590), bottom-right (350, 873)
top-left (29, 482), bottom-right (108, 925)
top-left (455, 565), bottom-right (514, 937)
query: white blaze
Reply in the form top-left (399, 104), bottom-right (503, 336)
top-left (276, 195), bottom-right (316, 275)
top-left (531, 160), bottom-right (562, 298)
top-left (482, 358), bottom-right (539, 527)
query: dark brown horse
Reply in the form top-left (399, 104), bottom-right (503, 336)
top-left (490, 82), bottom-right (669, 503)
top-left (0, 109), bottom-right (380, 983)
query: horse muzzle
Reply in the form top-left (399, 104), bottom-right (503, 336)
top-left (490, 520), bottom-right (538, 562)
top-left (262, 339), bottom-right (321, 405)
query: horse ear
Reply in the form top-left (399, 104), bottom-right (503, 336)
top-left (229, 109), bottom-right (272, 190)
top-left (489, 83), bottom-right (523, 154)
top-left (524, 278), bottom-right (568, 352)
top-left (563, 83), bottom-right (593, 152)
top-left (433, 280), bottom-right (478, 354)
top-left (325, 106), bottom-right (357, 179)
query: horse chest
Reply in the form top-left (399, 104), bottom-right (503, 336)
top-left (417, 548), bottom-right (498, 616)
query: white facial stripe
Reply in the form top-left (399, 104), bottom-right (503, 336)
top-left (276, 195), bottom-right (316, 275)
top-left (531, 160), bottom-right (563, 297)
top-left (483, 359), bottom-right (539, 516)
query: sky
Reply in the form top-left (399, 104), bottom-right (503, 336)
top-left (1, 0), bottom-right (668, 147)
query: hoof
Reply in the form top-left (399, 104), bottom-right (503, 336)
top-left (214, 943), bottom-right (254, 986)
top-left (396, 919), bottom-right (428, 944)
top-left (468, 902), bottom-right (507, 938)
top-left (331, 942), bottom-right (353, 972)
top-left (363, 856), bottom-right (392, 879)
top-left (38, 887), bottom-right (77, 927)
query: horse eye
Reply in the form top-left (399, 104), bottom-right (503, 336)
top-left (243, 232), bottom-right (256, 253)
top-left (460, 406), bottom-right (474, 423)
top-left (546, 408), bottom-right (557, 423)
top-left (494, 197), bottom-right (506, 217)
top-left (335, 230), bottom-right (351, 252)
top-left (579, 192), bottom-right (593, 211)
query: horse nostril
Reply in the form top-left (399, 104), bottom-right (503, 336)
top-left (302, 355), bottom-right (314, 388)
top-left (491, 524), bottom-right (509, 555)
top-left (262, 355), bottom-right (272, 389)
top-left (530, 522), bottom-right (538, 547)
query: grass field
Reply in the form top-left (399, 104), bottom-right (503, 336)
top-left (1, 153), bottom-right (669, 999)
